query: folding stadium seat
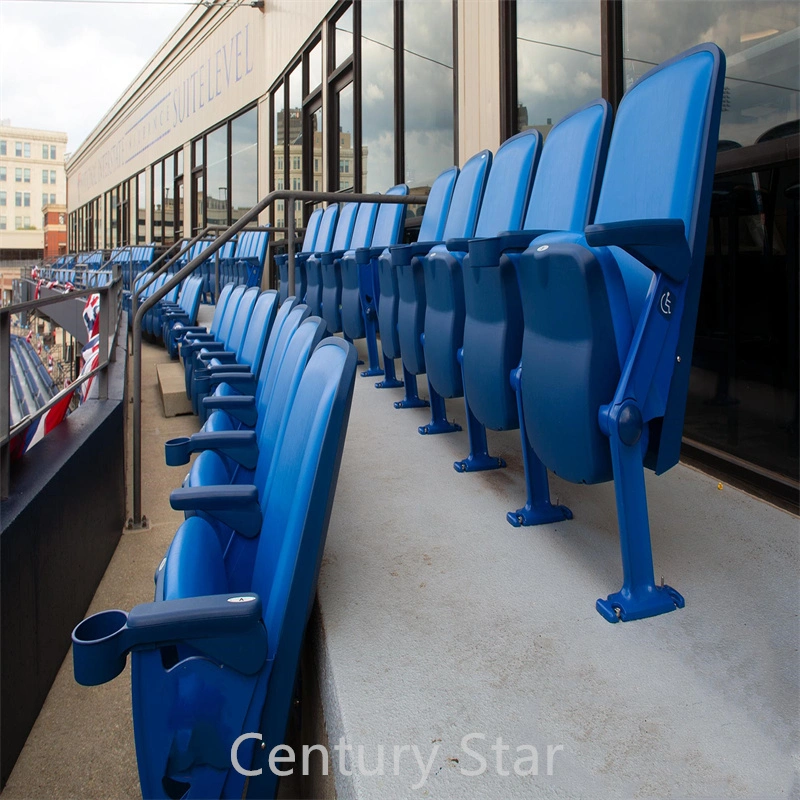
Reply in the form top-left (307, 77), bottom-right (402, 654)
top-left (277, 207), bottom-right (323, 303)
top-left (184, 286), bottom-right (259, 398)
top-left (168, 310), bottom-right (324, 549)
top-left (392, 151), bottom-right (490, 410)
top-left (456, 99), bottom-right (612, 476)
top-left (511, 43), bottom-right (725, 622)
top-left (218, 230), bottom-right (270, 297)
top-left (72, 336), bottom-right (357, 800)
top-left (340, 185), bottom-right (408, 377)
top-left (181, 285), bottom-right (248, 390)
top-left (191, 290), bottom-right (280, 417)
top-left (320, 202), bottom-right (379, 336)
top-left (167, 282), bottom-right (235, 359)
top-left (376, 168), bottom-right (458, 391)
top-left (305, 202), bottom-right (359, 317)
top-left (160, 275), bottom-right (205, 345)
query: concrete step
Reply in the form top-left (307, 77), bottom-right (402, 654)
top-left (156, 361), bottom-right (192, 417)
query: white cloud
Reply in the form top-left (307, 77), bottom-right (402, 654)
top-left (0, 0), bottom-right (188, 153)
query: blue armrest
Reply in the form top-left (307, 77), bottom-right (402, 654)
top-left (445, 238), bottom-right (471, 253)
top-left (467, 230), bottom-right (554, 266)
top-left (584, 219), bottom-right (691, 282)
top-left (169, 484), bottom-right (262, 538)
top-left (320, 249), bottom-right (347, 266)
top-left (202, 394), bottom-right (258, 427)
top-left (198, 349), bottom-right (237, 365)
top-left (173, 324), bottom-right (207, 336)
top-left (355, 245), bottom-right (387, 265)
top-left (72, 594), bottom-right (267, 686)
top-left (182, 338), bottom-right (221, 358)
top-left (205, 370), bottom-right (257, 394)
top-left (388, 241), bottom-right (443, 267)
top-left (164, 429), bottom-right (258, 469)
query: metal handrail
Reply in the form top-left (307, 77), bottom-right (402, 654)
top-left (130, 188), bottom-right (428, 526)
top-left (0, 270), bottom-right (124, 498)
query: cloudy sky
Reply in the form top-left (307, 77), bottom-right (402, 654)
top-left (0, 0), bottom-right (189, 154)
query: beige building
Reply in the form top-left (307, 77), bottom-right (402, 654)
top-left (0, 122), bottom-right (68, 260)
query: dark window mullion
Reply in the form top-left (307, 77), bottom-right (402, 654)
top-left (394, 0), bottom-right (404, 184)
top-left (353, 0), bottom-right (363, 192)
top-left (499, 0), bottom-right (517, 141)
top-left (601, 0), bottom-right (624, 111)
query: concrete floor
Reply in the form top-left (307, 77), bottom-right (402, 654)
top-left (2, 326), bottom-right (798, 800)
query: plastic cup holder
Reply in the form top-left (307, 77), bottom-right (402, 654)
top-left (72, 609), bottom-right (130, 686)
top-left (165, 436), bottom-right (192, 466)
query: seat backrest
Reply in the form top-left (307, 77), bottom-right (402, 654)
top-left (593, 43), bottom-right (725, 473)
top-left (179, 275), bottom-right (204, 317)
top-left (209, 282), bottom-right (235, 338)
top-left (441, 150), bottom-right (492, 240)
top-left (330, 202), bottom-right (360, 250)
top-left (252, 315), bottom-right (327, 493)
top-left (235, 230), bottom-right (269, 262)
top-left (523, 99), bottom-right (612, 233)
top-left (254, 297), bottom-right (301, 402)
top-left (418, 167), bottom-right (458, 242)
top-left (215, 285), bottom-right (246, 343)
top-left (474, 129), bottom-right (541, 238)
top-left (301, 209), bottom-right (324, 252)
top-left (348, 200), bottom-right (380, 251)
top-left (238, 290), bottom-right (279, 369)
top-left (251, 338), bottom-right (356, 653)
top-left (313, 205), bottom-right (339, 253)
top-left (227, 286), bottom-right (260, 354)
top-left (369, 184), bottom-right (409, 247)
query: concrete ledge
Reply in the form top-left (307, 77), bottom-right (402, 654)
top-left (157, 361), bottom-right (193, 417)
top-left (310, 353), bottom-right (798, 800)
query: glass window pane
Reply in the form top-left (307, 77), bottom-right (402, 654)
top-left (308, 40), bottom-right (322, 92)
top-left (193, 138), bottom-right (204, 168)
top-left (273, 82), bottom-right (285, 234)
top-left (403, 0), bottom-right (454, 191)
top-left (137, 172), bottom-right (146, 243)
top-left (152, 163), bottom-right (162, 243)
top-left (516, 0), bottom-right (601, 137)
top-left (163, 158), bottom-right (174, 243)
top-left (337, 82), bottom-right (355, 191)
top-left (50, 145), bottom-right (56, 160)
top-left (311, 106), bottom-right (323, 198)
top-left (288, 65), bottom-right (303, 227)
top-left (688, 161), bottom-right (799, 481)
top-left (622, 1), bottom-right (799, 147)
top-left (231, 108), bottom-right (258, 222)
top-left (362, 0), bottom-right (394, 192)
top-left (42, 145), bottom-right (48, 159)
top-left (207, 124), bottom-right (229, 228)
top-left (176, 149), bottom-right (184, 177)
top-left (335, 5), bottom-right (353, 69)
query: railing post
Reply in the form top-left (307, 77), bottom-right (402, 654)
top-left (214, 246), bottom-right (220, 302)
top-left (97, 287), bottom-right (109, 401)
top-left (0, 309), bottom-right (9, 499)
top-left (287, 201), bottom-right (295, 297)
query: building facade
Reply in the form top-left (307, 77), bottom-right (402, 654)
top-left (0, 122), bottom-right (68, 260)
top-left (65, 0), bottom-right (799, 502)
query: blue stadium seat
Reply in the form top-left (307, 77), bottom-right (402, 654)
top-left (393, 150), bottom-right (490, 412)
top-left (191, 290), bottom-right (280, 418)
top-left (181, 285), bottom-right (248, 392)
top-left (305, 202), bottom-right (359, 317)
top-left (320, 202), bottom-right (378, 336)
top-left (72, 337), bottom-right (357, 800)
top-left (420, 129), bottom-right (542, 435)
top-left (168, 312), bottom-right (325, 549)
top-left (376, 167), bottom-right (458, 393)
top-left (277, 207), bottom-right (325, 303)
top-left (513, 43), bottom-right (725, 622)
top-left (457, 99), bottom-right (612, 474)
top-left (167, 282), bottom-right (235, 359)
top-left (340, 184), bottom-right (408, 377)
top-left (185, 286), bottom-right (259, 399)
top-left (160, 275), bottom-right (205, 345)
